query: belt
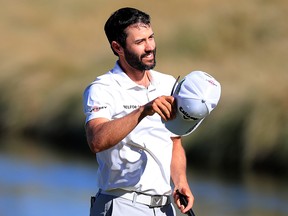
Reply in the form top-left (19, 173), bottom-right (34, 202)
top-left (100, 189), bottom-right (171, 207)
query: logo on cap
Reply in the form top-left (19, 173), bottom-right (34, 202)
top-left (179, 106), bottom-right (198, 120)
top-left (207, 79), bottom-right (218, 86)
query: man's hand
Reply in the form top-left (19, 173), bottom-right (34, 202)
top-left (173, 186), bottom-right (194, 214)
top-left (143, 95), bottom-right (176, 121)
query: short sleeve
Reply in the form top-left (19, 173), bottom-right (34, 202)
top-left (83, 83), bottom-right (113, 124)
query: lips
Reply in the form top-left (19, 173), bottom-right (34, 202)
top-left (145, 53), bottom-right (153, 58)
top-left (142, 52), bottom-right (154, 60)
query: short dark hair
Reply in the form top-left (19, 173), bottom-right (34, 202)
top-left (104, 7), bottom-right (151, 56)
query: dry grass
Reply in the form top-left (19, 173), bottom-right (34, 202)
top-left (1, 0), bottom-right (288, 173)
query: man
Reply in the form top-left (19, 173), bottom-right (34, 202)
top-left (83, 7), bottom-right (193, 216)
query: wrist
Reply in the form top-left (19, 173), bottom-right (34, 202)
top-left (138, 105), bottom-right (147, 121)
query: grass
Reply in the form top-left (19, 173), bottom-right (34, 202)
top-left (1, 0), bottom-right (288, 175)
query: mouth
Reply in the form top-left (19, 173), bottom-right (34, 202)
top-left (142, 52), bottom-right (154, 61)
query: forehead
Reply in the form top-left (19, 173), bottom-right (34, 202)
top-left (125, 23), bottom-right (153, 39)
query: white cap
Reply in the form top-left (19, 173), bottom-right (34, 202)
top-left (164, 71), bottom-right (221, 136)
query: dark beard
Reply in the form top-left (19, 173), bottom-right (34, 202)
top-left (124, 48), bottom-right (156, 71)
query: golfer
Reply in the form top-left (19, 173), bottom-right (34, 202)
top-left (82, 7), bottom-right (220, 216)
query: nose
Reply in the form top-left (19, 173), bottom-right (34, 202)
top-left (145, 39), bottom-right (155, 52)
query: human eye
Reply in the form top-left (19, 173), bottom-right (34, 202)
top-left (135, 39), bottom-right (144, 45)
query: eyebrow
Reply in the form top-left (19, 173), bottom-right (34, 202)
top-left (134, 33), bottom-right (155, 44)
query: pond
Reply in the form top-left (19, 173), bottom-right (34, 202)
top-left (0, 150), bottom-right (287, 216)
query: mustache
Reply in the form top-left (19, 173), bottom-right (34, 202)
top-left (141, 49), bottom-right (156, 58)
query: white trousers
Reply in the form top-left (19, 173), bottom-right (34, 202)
top-left (90, 193), bottom-right (176, 216)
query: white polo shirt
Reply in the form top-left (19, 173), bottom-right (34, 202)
top-left (83, 62), bottom-right (176, 195)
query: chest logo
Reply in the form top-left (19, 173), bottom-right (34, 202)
top-left (123, 105), bottom-right (140, 109)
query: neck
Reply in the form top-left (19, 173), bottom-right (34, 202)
top-left (136, 71), bottom-right (151, 88)
top-left (118, 61), bottom-right (151, 87)
top-left (130, 70), bottom-right (150, 88)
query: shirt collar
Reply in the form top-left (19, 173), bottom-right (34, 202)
top-left (111, 61), bottom-right (157, 91)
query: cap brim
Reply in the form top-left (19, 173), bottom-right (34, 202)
top-left (163, 114), bottom-right (204, 136)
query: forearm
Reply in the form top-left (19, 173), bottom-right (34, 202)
top-left (171, 137), bottom-right (194, 213)
top-left (170, 137), bottom-right (189, 188)
top-left (86, 105), bottom-right (147, 153)
top-left (86, 95), bottom-right (175, 153)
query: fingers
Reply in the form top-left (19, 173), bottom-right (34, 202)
top-left (173, 188), bottom-right (194, 214)
top-left (182, 195), bottom-right (194, 214)
top-left (152, 96), bottom-right (175, 121)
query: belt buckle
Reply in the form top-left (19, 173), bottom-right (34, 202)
top-left (150, 195), bottom-right (164, 207)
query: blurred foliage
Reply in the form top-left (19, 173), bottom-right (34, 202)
top-left (1, 0), bottom-right (288, 176)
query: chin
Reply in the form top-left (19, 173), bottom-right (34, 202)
top-left (144, 60), bottom-right (156, 69)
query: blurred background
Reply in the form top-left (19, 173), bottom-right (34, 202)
top-left (1, 0), bottom-right (288, 215)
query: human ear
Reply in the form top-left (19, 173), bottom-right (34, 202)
top-left (111, 41), bottom-right (123, 55)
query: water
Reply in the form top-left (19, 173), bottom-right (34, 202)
top-left (0, 152), bottom-right (97, 216)
top-left (0, 152), bottom-right (288, 216)
top-left (189, 172), bottom-right (288, 216)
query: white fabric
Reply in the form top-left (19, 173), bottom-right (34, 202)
top-left (83, 62), bottom-right (176, 195)
top-left (101, 189), bottom-right (171, 207)
top-left (90, 192), bottom-right (175, 216)
top-left (164, 71), bottom-right (221, 136)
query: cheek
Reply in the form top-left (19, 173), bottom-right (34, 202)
top-left (129, 46), bottom-right (145, 58)
top-left (150, 39), bottom-right (156, 49)
top-left (132, 44), bottom-right (146, 53)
